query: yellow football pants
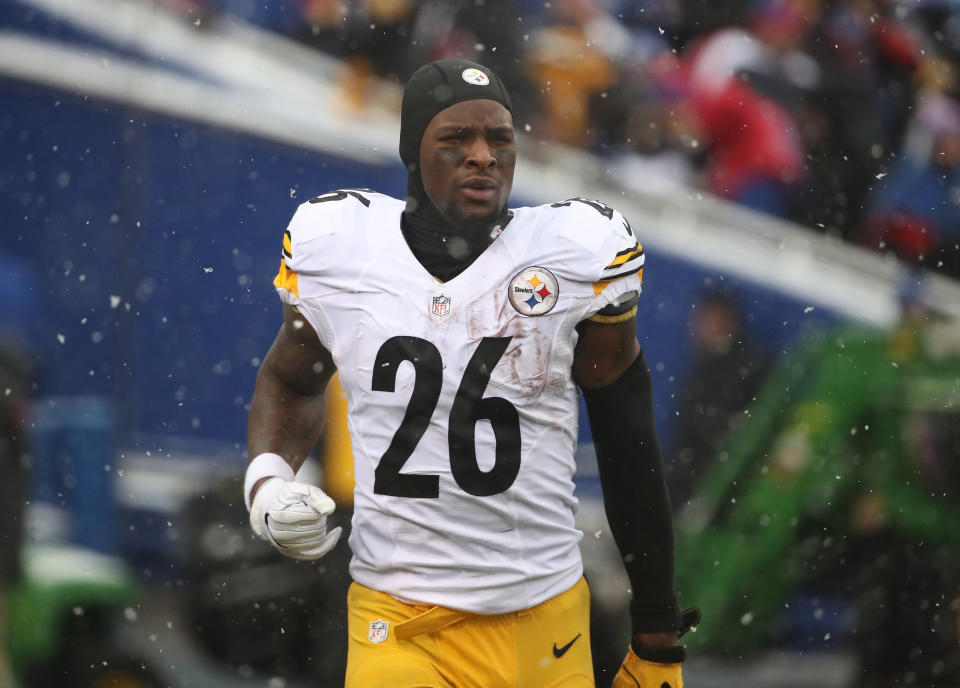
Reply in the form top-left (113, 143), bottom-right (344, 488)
top-left (345, 577), bottom-right (595, 688)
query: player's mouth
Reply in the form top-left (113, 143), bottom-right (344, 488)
top-left (460, 177), bottom-right (497, 202)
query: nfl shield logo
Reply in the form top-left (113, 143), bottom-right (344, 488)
top-left (368, 619), bottom-right (389, 644)
top-left (431, 294), bottom-right (451, 318)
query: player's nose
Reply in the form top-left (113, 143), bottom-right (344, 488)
top-left (464, 138), bottom-right (495, 168)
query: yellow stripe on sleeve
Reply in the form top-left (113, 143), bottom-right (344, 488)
top-left (273, 258), bottom-right (299, 297)
top-left (604, 245), bottom-right (644, 270)
top-left (593, 267), bottom-right (643, 296)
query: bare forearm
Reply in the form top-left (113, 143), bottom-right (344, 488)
top-left (247, 364), bottom-right (326, 472)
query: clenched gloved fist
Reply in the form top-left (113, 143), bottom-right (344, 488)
top-left (249, 478), bottom-right (343, 560)
top-left (612, 608), bottom-right (701, 688)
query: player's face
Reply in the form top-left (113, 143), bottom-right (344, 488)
top-left (419, 99), bottom-right (516, 225)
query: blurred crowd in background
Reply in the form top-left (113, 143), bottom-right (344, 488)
top-left (157, 0), bottom-right (960, 280)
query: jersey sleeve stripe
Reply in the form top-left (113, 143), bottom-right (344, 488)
top-left (593, 279), bottom-right (610, 296)
top-left (603, 245), bottom-right (644, 270)
top-left (603, 264), bottom-right (644, 282)
top-left (282, 230), bottom-right (293, 259)
top-left (274, 257), bottom-right (299, 297)
top-left (611, 241), bottom-right (643, 259)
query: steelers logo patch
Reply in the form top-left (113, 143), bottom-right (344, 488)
top-left (508, 267), bottom-right (559, 316)
top-left (461, 68), bottom-right (490, 86)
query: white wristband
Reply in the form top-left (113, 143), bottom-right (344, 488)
top-left (244, 452), bottom-right (295, 511)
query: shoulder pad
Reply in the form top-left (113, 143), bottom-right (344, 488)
top-left (282, 189), bottom-right (389, 275)
top-left (546, 197), bottom-right (643, 283)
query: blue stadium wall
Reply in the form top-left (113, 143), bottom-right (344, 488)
top-left (0, 76), bottom-right (839, 466)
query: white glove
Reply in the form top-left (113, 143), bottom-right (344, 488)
top-left (249, 477), bottom-right (343, 560)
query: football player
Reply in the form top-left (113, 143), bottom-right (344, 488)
top-left (245, 58), bottom-right (698, 687)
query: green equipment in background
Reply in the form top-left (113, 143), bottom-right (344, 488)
top-left (7, 542), bottom-right (164, 688)
top-left (676, 316), bottom-right (960, 676)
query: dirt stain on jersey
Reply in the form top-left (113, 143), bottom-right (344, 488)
top-left (467, 288), bottom-right (548, 400)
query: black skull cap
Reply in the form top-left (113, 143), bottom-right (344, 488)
top-left (399, 58), bottom-right (513, 170)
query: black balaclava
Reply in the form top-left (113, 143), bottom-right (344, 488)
top-left (399, 58), bottom-right (514, 282)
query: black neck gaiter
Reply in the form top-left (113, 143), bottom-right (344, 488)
top-left (400, 175), bottom-right (511, 283)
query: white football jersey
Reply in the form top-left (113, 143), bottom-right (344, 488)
top-left (274, 189), bottom-right (644, 614)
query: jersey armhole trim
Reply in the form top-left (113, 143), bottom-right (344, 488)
top-left (588, 305), bottom-right (638, 324)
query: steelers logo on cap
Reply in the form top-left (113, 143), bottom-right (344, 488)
top-left (508, 267), bottom-right (559, 316)
top-left (461, 68), bottom-right (490, 86)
